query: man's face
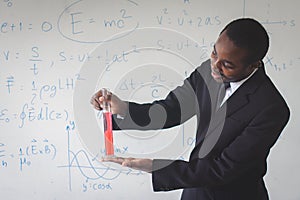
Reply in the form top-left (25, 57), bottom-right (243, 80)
top-left (210, 30), bottom-right (256, 83)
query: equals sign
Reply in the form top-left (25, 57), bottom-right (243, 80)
top-left (28, 23), bottom-right (33, 30)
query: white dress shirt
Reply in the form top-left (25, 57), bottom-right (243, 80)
top-left (220, 68), bottom-right (258, 106)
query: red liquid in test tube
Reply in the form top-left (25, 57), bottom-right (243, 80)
top-left (103, 112), bottom-right (114, 156)
top-left (102, 88), bottom-right (114, 157)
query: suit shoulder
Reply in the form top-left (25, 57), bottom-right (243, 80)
top-left (257, 76), bottom-right (290, 115)
top-left (188, 59), bottom-right (212, 83)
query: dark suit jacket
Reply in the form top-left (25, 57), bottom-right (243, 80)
top-left (113, 59), bottom-right (290, 200)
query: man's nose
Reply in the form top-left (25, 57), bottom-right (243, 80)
top-left (212, 59), bottom-right (222, 71)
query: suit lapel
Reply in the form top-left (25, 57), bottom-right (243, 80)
top-left (194, 66), bottom-right (267, 159)
top-left (225, 66), bottom-right (266, 117)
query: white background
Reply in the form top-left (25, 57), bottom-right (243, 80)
top-left (0, 0), bottom-right (299, 199)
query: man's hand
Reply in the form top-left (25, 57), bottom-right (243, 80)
top-left (90, 89), bottom-right (128, 116)
top-left (102, 157), bottom-right (153, 173)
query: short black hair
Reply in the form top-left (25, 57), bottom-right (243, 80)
top-left (220, 18), bottom-right (269, 66)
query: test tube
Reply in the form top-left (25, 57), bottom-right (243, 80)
top-left (101, 88), bottom-right (114, 157)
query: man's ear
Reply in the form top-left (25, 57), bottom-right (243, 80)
top-left (250, 61), bottom-right (262, 69)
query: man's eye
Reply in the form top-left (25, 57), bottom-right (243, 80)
top-left (224, 63), bottom-right (234, 69)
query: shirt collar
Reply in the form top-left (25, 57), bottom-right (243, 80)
top-left (229, 68), bottom-right (258, 92)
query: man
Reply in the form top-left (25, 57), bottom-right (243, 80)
top-left (90, 18), bottom-right (290, 200)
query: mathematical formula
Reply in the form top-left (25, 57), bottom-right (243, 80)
top-left (0, 0), bottom-right (298, 199)
top-left (0, 139), bottom-right (56, 171)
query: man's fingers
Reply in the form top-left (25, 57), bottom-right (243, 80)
top-left (102, 157), bottom-right (135, 168)
top-left (122, 160), bottom-right (132, 168)
top-left (121, 157), bottom-right (135, 167)
top-left (90, 93), bottom-right (104, 110)
top-left (102, 157), bottom-right (152, 173)
top-left (90, 97), bottom-right (100, 110)
top-left (102, 156), bottom-right (125, 165)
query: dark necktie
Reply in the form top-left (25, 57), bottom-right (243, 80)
top-left (216, 82), bottom-right (231, 110)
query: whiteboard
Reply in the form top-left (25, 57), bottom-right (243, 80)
top-left (0, 0), bottom-right (299, 200)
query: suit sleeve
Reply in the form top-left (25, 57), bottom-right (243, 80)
top-left (112, 68), bottom-right (203, 130)
top-left (152, 102), bottom-right (290, 191)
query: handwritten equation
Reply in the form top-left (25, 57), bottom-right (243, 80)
top-left (0, 0), bottom-right (299, 198)
top-left (0, 139), bottom-right (56, 171)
